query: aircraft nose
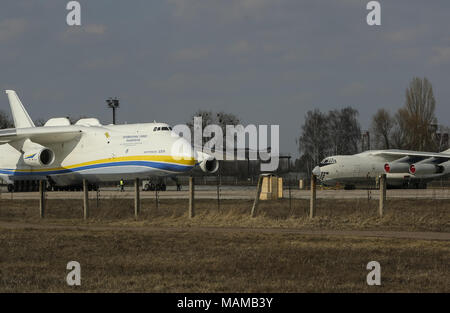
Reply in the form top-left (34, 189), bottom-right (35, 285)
top-left (312, 166), bottom-right (321, 177)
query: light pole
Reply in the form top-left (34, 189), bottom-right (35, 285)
top-left (106, 98), bottom-right (119, 124)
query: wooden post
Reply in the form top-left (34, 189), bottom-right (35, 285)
top-left (288, 178), bottom-right (292, 213)
top-left (39, 180), bottom-right (45, 218)
top-left (216, 173), bottom-right (221, 211)
top-left (251, 175), bottom-right (263, 218)
top-left (189, 176), bottom-right (195, 218)
top-left (134, 178), bottom-right (140, 219)
top-left (309, 174), bottom-right (316, 219)
top-left (83, 179), bottom-right (89, 220)
top-left (155, 188), bottom-right (159, 210)
top-left (379, 174), bottom-right (386, 217)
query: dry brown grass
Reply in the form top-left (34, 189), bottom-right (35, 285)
top-left (0, 198), bottom-right (448, 232)
top-left (0, 227), bottom-right (448, 292)
top-left (0, 198), bottom-right (448, 292)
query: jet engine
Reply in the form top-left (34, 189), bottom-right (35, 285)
top-left (199, 157), bottom-right (219, 173)
top-left (22, 140), bottom-right (55, 167)
top-left (384, 162), bottom-right (410, 173)
top-left (409, 163), bottom-right (444, 175)
top-left (196, 151), bottom-right (219, 174)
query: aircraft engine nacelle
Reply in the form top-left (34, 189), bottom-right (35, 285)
top-left (409, 163), bottom-right (444, 175)
top-left (199, 157), bottom-right (219, 174)
top-left (196, 151), bottom-right (219, 174)
top-left (23, 147), bottom-right (55, 167)
top-left (384, 162), bottom-right (410, 173)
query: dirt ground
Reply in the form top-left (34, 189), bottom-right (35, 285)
top-left (0, 198), bottom-right (448, 292)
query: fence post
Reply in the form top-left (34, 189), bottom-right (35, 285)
top-left (39, 180), bottom-right (46, 218)
top-left (310, 174), bottom-right (316, 219)
top-left (251, 175), bottom-right (263, 218)
top-left (189, 176), bottom-right (195, 218)
top-left (134, 178), bottom-right (140, 219)
top-left (217, 173), bottom-right (221, 211)
top-left (83, 179), bottom-right (89, 220)
top-left (379, 174), bottom-right (386, 217)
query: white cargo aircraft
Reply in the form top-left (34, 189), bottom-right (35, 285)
top-left (0, 90), bottom-right (218, 191)
top-left (312, 149), bottom-right (450, 189)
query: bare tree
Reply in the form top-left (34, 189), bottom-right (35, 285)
top-left (0, 110), bottom-right (13, 129)
top-left (298, 109), bottom-right (330, 174)
top-left (397, 77), bottom-right (437, 151)
top-left (371, 109), bottom-right (394, 149)
top-left (187, 110), bottom-right (240, 147)
top-left (329, 107), bottom-right (361, 155)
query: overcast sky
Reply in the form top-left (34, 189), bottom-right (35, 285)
top-left (1, 0), bottom-right (449, 156)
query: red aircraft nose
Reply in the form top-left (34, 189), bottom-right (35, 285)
top-left (384, 163), bottom-right (390, 173)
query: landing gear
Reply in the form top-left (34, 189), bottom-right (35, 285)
top-left (344, 184), bottom-right (355, 190)
top-left (143, 179), bottom-right (166, 191)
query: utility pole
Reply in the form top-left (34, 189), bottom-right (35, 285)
top-left (106, 98), bottom-right (119, 125)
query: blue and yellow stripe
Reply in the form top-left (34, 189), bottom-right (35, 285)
top-left (0, 155), bottom-right (196, 176)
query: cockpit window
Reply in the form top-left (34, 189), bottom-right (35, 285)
top-left (319, 157), bottom-right (337, 167)
top-left (153, 126), bottom-right (172, 132)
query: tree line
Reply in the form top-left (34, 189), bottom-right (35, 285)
top-left (297, 77), bottom-right (449, 174)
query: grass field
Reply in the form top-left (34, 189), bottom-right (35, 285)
top-left (0, 198), bottom-right (448, 292)
top-left (0, 198), bottom-right (448, 231)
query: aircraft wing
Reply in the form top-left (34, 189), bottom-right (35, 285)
top-left (0, 126), bottom-right (82, 145)
top-left (370, 149), bottom-right (450, 164)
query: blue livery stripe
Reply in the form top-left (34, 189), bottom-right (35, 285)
top-left (0, 161), bottom-right (194, 176)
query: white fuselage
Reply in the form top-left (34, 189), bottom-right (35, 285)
top-left (313, 151), bottom-right (450, 187)
top-left (0, 122), bottom-right (196, 186)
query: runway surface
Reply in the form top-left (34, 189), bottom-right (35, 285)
top-left (1, 185), bottom-right (450, 200)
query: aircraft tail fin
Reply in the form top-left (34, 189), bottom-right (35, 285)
top-left (5, 90), bottom-right (35, 128)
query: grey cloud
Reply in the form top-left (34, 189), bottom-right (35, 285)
top-left (0, 18), bottom-right (27, 42)
top-left (0, 0), bottom-right (449, 157)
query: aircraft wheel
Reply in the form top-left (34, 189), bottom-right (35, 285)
top-left (344, 184), bottom-right (355, 190)
top-left (7, 184), bottom-right (14, 192)
top-left (161, 184), bottom-right (166, 191)
top-left (144, 183), bottom-right (150, 191)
